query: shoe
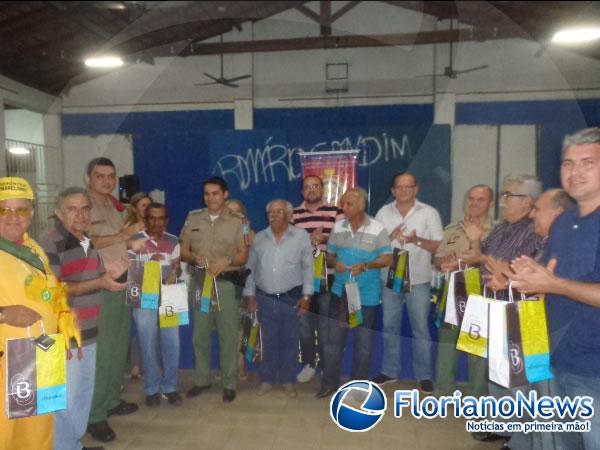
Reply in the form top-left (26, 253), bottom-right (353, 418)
top-left (256, 382), bottom-right (273, 396)
top-left (371, 373), bottom-right (396, 385)
top-left (186, 384), bottom-right (211, 398)
top-left (471, 432), bottom-right (506, 442)
top-left (296, 364), bottom-right (317, 383)
top-left (106, 400), bottom-right (138, 416)
top-left (145, 393), bottom-right (160, 407)
top-left (223, 389), bottom-right (236, 403)
top-left (162, 392), bottom-right (182, 404)
top-left (418, 379), bottom-right (434, 394)
top-left (315, 386), bottom-right (337, 399)
top-left (283, 384), bottom-right (297, 398)
top-left (87, 421), bottom-right (116, 442)
top-left (83, 447), bottom-right (105, 450)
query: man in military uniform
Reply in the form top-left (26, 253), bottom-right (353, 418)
top-left (85, 157), bottom-right (141, 443)
top-left (180, 176), bottom-right (249, 403)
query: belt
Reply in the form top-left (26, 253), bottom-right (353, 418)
top-left (257, 286), bottom-right (302, 298)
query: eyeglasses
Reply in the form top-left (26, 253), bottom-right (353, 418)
top-left (394, 185), bottom-right (416, 190)
top-left (0, 206), bottom-right (31, 217)
top-left (501, 192), bottom-right (528, 199)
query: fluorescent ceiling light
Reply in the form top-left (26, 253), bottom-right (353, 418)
top-left (552, 27), bottom-right (600, 44)
top-left (84, 56), bottom-right (124, 68)
top-left (9, 147), bottom-right (30, 155)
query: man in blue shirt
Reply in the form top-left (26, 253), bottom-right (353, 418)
top-left (512, 127), bottom-right (600, 450)
top-left (316, 188), bottom-right (392, 399)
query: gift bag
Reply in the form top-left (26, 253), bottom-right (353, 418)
top-left (386, 247), bottom-right (410, 293)
top-left (126, 257), bottom-right (144, 307)
top-left (444, 267), bottom-right (480, 327)
top-left (5, 332), bottom-right (67, 418)
top-left (159, 282), bottom-right (189, 328)
top-left (141, 260), bottom-right (161, 309)
top-left (345, 275), bottom-right (363, 328)
top-left (434, 272), bottom-right (450, 328)
top-left (456, 292), bottom-right (493, 358)
top-left (313, 251), bottom-right (328, 293)
top-left (243, 313), bottom-right (261, 363)
top-left (518, 296), bottom-right (553, 383)
top-left (190, 266), bottom-right (219, 313)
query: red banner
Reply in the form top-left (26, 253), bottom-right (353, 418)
top-left (299, 150), bottom-right (359, 206)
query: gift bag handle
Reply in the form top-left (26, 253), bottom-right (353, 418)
top-left (482, 283), bottom-right (497, 300)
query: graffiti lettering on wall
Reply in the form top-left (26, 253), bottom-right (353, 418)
top-left (212, 132), bottom-right (412, 191)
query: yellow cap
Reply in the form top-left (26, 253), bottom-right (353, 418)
top-left (0, 177), bottom-right (35, 202)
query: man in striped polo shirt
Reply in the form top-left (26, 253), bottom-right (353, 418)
top-left (42, 187), bottom-right (127, 450)
top-left (128, 203), bottom-right (182, 407)
top-left (292, 175), bottom-right (343, 383)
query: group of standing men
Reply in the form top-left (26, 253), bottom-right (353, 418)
top-left (1, 126), bottom-right (600, 450)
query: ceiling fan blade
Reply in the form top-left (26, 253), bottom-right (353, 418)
top-left (220, 81), bottom-right (240, 88)
top-left (224, 74), bottom-right (252, 83)
top-left (203, 73), bottom-right (220, 82)
top-left (454, 64), bottom-right (489, 75)
top-left (194, 81), bottom-right (219, 86)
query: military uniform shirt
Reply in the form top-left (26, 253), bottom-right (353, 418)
top-left (179, 208), bottom-right (244, 270)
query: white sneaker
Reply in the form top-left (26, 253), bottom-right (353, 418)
top-left (256, 383), bottom-right (273, 396)
top-left (296, 364), bottom-right (317, 383)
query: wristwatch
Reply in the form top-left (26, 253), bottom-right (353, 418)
top-left (416, 240), bottom-right (423, 247)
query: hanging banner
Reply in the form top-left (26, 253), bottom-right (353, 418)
top-left (298, 150), bottom-right (359, 206)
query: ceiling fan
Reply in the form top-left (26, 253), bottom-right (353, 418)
top-left (194, 35), bottom-right (252, 88)
top-left (420, 19), bottom-right (488, 79)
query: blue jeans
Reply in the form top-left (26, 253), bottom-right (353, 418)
top-left (298, 292), bottom-right (330, 368)
top-left (256, 288), bottom-right (301, 384)
top-left (553, 370), bottom-right (600, 450)
top-left (54, 343), bottom-right (96, 450)
top-left (321, 293), bottom-right (378, 390)
top-left (381, 282), bottom-right (433, 380)
top-left (133, 308), bottom-right (180, 395)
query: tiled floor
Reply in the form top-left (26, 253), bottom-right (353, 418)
top-left (82, 370), bottom-right (500, 450)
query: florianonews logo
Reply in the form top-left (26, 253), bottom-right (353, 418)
top-left (330, 380), bottom-right (387, 432)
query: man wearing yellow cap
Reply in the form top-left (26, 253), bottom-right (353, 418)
top-left (0, 177), bottom-right (79, 450)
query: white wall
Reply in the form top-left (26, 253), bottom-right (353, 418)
top-left (4, 109), bottom-right (45, 145)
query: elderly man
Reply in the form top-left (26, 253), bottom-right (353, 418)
top-left (129, 203), bottom-right (182, 407)
top-left (180, 176), bottom-right (248, 403)
top-left (0, 177), bottom-right (76, 450)
top-left (317, 188), bottom-right (392, 399)
top-left (511, 128), bottom-right (600, 450)
top-left (86, 158), bottom-right (141, 443)
top-left (372, 172), bottom-right (443, 393)
top-left (292, 175), bottom-right (343, 383)
top-left (244, 199), bottom-right (314, 398)
top-left (42, 187), bottom-right (126, 450)
top-left (433, 185), bottom-right (495, 398)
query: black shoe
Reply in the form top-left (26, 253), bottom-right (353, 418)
top-left (471, 432), bottom-right (506, 442)
top-left (186, 384), bottom-right (212, 398)
top-left (315, 386), bottom-right (337, 399)
top-left (163, 391), bottom-right (182, 404)
top-left (107, 400), bottom-right (138, 416)
top-left (145, 393), bottom-right (160, 407)
top-left (83, 447), bottom-right (105, 450)
top-left (86, 421), bottom-right (116, 442)
top-left (223, 389), bottom-right (236, 403)
top-left (418, 379), bottom-right (434, 394)
top-left (371, 373), bottom-right (396, 385)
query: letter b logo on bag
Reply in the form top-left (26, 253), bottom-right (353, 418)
top-left (509, 342), bottom-right (523, 374)
top-left (468, 323), bottom-right (481, 340)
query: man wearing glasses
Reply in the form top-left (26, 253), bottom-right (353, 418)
top-left (292, 176), bottom-right (343, 383)
top-left (372, 172), bottom-right (443, 393)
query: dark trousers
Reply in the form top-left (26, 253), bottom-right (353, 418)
top-left (298, 292), bottom-right (330, 368)
top-left (256, 288), bottom-right (301, 384)
top-left (321, 293), bottom-right (378, 390)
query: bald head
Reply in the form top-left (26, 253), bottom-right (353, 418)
top-left (529, 189), bottom-right (575, 238)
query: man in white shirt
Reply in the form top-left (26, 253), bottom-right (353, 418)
top-left (372, 172), bottom-right (443, 393)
